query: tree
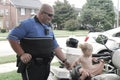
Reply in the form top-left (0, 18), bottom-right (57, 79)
top-left (64, 19), bottom-right (78, 31)
top-left (80, 0), bottom-right (115, 31)
top-left (52, 0), bottom-right (78, 30)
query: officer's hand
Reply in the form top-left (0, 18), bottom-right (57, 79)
top-left (80, 68), bottom-right (90, 80)
top-left (64, 61), bottom-right (72, 70)
top-left (20, 53), bottom-right (32, 63)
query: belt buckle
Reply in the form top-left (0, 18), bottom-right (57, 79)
top-left (35, 58), bottom-right (44, 64)
top-left (36, 58), bottom-right (43, 60)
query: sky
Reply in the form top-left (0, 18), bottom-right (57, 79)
top-left (40, 0), bottom-right (120, 10)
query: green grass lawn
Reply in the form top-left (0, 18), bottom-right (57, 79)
top-left (0, 32), bottom-right (8, 37)
top-left (0, 55), bottom-right (16, 64)
top-left (0, 70), bottom-right (22, 80)
top-left (0, 30), bottom-right (89, 40)
top-left (53, 30), bottom-right (88, 37)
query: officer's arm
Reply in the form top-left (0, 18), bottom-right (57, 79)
top-left (54, 46), bottom-right (66, 62)
top-left (54, 47), bottom-right (71, 70)
top-left (8, 39), bottom-right (24, 56)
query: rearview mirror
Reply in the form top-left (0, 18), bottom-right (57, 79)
top-left (95, 35), bottom-right (108, 45)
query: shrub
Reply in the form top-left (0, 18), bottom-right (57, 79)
top-left (64, 19), bottom-right (78, 31)
top-left (1, 29), bottom-right (6, 33)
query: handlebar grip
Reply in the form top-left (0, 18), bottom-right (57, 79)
top-left (92, 54), bottom-right (111, 57)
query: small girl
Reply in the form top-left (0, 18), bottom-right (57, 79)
top-left (71, 43), bottom-right (104, 80)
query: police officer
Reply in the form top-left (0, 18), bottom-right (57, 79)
top-left (7, 4), bottom-right (71, 80)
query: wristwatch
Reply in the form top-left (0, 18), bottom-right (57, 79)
top-left (62, 59), bottom-right (67, 63)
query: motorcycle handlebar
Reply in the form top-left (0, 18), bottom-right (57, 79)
top-left (92, 54), bottom-right (111, 57)
top-left (97, 56), bottom-right (111, 61)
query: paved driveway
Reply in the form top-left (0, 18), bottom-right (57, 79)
top-left (0, 41), bottom-right (15, 56)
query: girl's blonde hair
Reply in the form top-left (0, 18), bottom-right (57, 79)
top-left (79, 43), bottom-right (93, 53)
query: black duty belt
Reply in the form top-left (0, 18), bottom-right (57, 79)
top-left (34, 57), bottom-right (53, 65)
top-left (17, 56), bottom-right (53, 73)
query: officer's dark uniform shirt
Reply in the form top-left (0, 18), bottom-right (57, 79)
top-left (7, 16), bottom-right (59, 49)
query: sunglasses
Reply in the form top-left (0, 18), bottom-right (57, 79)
top-left (43, 11), bottom-right (54, 17)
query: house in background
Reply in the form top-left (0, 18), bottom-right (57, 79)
top-left (0, 0), bottom-right (41, 31)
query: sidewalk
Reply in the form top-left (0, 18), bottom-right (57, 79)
top-left (0, 62), bottom-right (17, 73)
top-left (0, 57), bottom-right (59, 73)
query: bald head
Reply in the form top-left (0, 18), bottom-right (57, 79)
top-left (37, 4), bottom-right (54, 24)
top-left (39, 4), bottom-right (54, 14)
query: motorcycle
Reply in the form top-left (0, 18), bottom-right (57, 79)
top-left (91, 34), bottom-right (120, 80)
top-left (48, 35), bottom-right (120, 80)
